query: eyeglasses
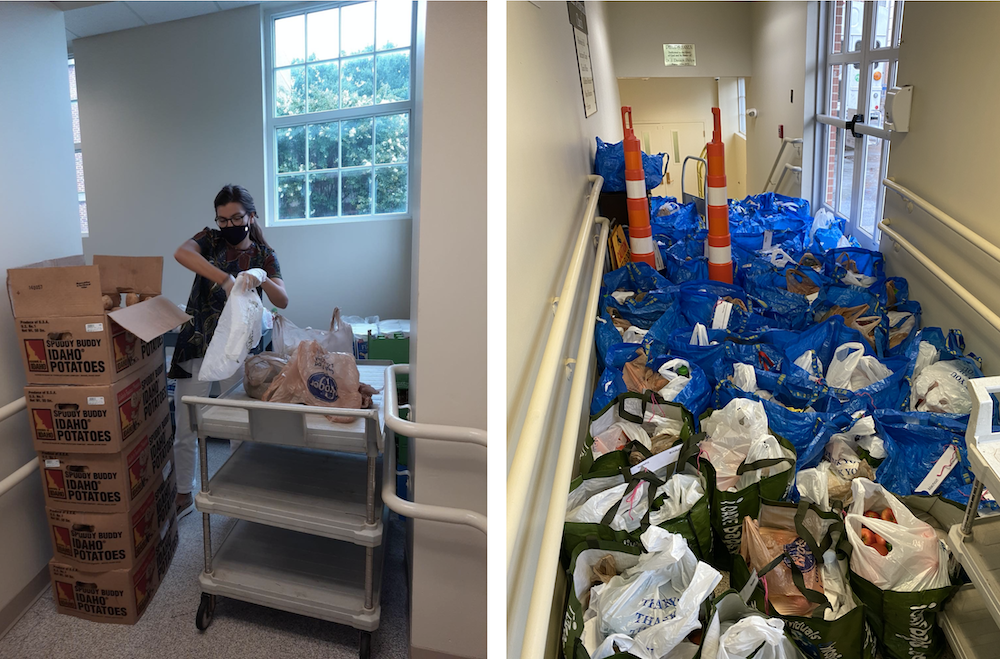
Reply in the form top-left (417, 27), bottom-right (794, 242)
top-left (215, 212), bottom-right (249, 227)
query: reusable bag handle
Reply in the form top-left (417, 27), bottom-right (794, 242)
top-left (600, 467), bottom-right (665, 527)
top-left (736, 455), bottom-right (794, 476)
top-left (757, 549), bottom-right (831, 620)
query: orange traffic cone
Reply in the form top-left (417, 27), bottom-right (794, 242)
top-left (706, 107), bottom-right (733, 283)
top-left (622, 107), bottom-right (656, 268)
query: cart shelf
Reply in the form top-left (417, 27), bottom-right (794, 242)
top-left (196, 363), bottom-right (388, 454)
top-left (200, 520), bottom-right (384, 632)
top-left (196, 443), bottom-right (383, 546)
top-left (938, 584), bottom-right (1000, 659)
top-left (947, 517), bottom-right (1000, 631)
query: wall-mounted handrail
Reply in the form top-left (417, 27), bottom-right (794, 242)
top-left (516, 217), bottom-right (610, 659)
top-left (879, 221), bottom-right (1000, 334)
top-left (0, 398), bottom-right (35, 498)
top-left (883, 177), bottom-right (1000, 265)
top-left (507, 174), bottom-right (604, 570)
top-left (763, 137), bottom-right (803, 193)
top-left (774, 163), bottom-right (803, 195)
top-left (382, 364), bottom-right (487, 535)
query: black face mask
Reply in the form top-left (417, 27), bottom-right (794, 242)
top-left (220, 224), bottom-right (250, 246)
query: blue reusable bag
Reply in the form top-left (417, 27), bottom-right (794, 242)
top-left (647, 354), bottom-right (712, 420)
top-left (874, 409), bottom-right (987, 507)
top-left (593, 137), bottom-right (666, 192)
top-left (783, 315), bottom-right (874, 378)
top-left (601, 263), bottom-right (676, 329)
top-left (661, 239), bottom-right (709, 284)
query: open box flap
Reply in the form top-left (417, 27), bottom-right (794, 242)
top-left (93, 256), bottom-right (163, 296)
top-left (108, 296), bottom-right (191, 343)
top-left (7, 259), bottom-right (103, 318)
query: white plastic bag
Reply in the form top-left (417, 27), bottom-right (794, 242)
top-left (690, 323), bottom-right (711, 346)
top-left (592, 421), bottom-right (652, 459)
top-left (272, 307), bottom-right (354, 358)
top-left (825, 342), bottom-right (892, 391)
top-left (589, 527), bottom-right (722, 659)
top-left (911, 359), bottom-right (977, 414)
top-left (657, 359), bottom-right (691, 402)
top-left (701, 592), bottom-right (798, 659)
top-left (732, 363), bottom-right (757, 393)
top-left (796, 464), bottom-right (832, 512)
top-left (611, 290), bottom-right (636, 304)
top-left (566, 480), bottom-right (656, 532)
top-left (200, 270), bottom-right (264, 381)
top-left (623, 326), bottom-right (649, 344)
top-left (845, 479), bottom-right (950, 591)
top-left (701, 399), bottom-right (791, 491)
top-left (913, 341), bottom-right (940, 380)
top-left (648, 474), bottom-right (705, 526)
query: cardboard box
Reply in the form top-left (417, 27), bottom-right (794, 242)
top-left (39, 408), bottom-right (174, 513)
top-left (26, 357), bottom-right (169, 454)
top-left (155, 512), bottom-right (179, 584)
top-left (50, 530), bottom-right (160, 625)
top-left (7, 255), bottom-right (190, 385)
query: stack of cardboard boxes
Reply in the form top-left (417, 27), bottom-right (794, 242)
top-left (8, 255), bottom-right (191, 624)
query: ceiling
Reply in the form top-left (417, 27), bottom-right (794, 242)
top-left (53, 1), bottom-right (261, 48)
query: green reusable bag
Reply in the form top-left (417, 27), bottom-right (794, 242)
top-left (706, 431), bottom-right (797, 570)
top-left (561, 537), bottom-right (644, 659)
top-left (847, 573), bottom-right (958, 659)
top-left (844, 493), bottom-right (963, 659)
top-left (563, 432), bottom-right (714, 565)
top-left (579, 391), bottom-right (695, 477)
top-left (695, 590), bottom-right (805, 659)
top-left (731, 500), bottom-right (876, 659)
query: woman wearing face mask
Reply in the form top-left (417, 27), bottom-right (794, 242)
top-left (169, 184), bottom-right (288, 518)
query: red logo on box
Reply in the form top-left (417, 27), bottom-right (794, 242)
top-left (113, 330), bottom-right (138, 373)
top-left (32, 409), bottom-right (55, 441)
top-left (45, 468), bottom-right (67, 499)
top-left (25, 339), bottom-right (48, 373)
top-left (55, 581), bottom-right (77, 609)
top-left (52, 526), bottom-right (73, 556)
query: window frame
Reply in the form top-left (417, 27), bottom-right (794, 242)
top-left (262, 0), bottom-right (418, 228)
top-left (69, 55), bottom-right (88, 237)
top-left (813, 0), bottom-right (903, 250)
top-left (737, 77), bottom-right (746, 136)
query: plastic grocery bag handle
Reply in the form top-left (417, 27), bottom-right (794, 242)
top-left (330, 307), bottom-right (342, 333)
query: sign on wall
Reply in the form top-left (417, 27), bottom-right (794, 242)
top-left (663, 44), bottom-right (697, 67)
top-left (567, 2), bottom-right (597, 118)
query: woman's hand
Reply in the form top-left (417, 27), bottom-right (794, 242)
top-left (241, 268), bottom-right (268, 291)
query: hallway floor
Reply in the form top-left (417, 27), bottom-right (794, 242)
top-left (0, 439), bottom-right (409, 659)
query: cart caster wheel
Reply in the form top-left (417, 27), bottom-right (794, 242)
top-left (196, 594), bottom-right (216, 631)
top-left (359, 631), bottom-right (372, 659)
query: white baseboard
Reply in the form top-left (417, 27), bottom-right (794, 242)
top-left (0, 566), bottom-right (49, 642)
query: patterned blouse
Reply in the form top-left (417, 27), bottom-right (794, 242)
top-left (168, 227), bottom-right (282, 379)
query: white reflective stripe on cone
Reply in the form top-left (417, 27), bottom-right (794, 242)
top-left (626, 178), bottom-right (646, 199)
top-left (708, 244), bottom-right (732, 263)
top-left (630, 235), bottom-right (654, 254)
top-left (707, 186), bottom-right (728, 207)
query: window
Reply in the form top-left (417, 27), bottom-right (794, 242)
top-left (815, 0), bottom-right (903, 250)
top-left (69, 57), bottom-right (88, 236)
top-left (265, 1), bottom-right (415, 225)
top-left (737, 77), bottom-right (746, 135)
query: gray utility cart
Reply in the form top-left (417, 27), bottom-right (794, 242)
top-left (183, 361), bottom-right (390, 659)
top-left (939, 377), bottom-right (1000, 658)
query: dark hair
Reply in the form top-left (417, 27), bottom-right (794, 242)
top-left (214, 184), bottom-right (271, 249)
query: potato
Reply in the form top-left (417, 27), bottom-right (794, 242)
top-left (102, 294), bottom-right (116, 310)
top-left (139, 294), bottom-right (156, 302)
top-left (125, 293), bottom-right (140, 307)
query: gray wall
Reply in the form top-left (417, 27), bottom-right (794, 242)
top-left (75, 5), bottom-right (411, 330)
top-left (882, 2), bottom-right (1000, 374)
top-left (0, 2), bottom-right (83, 625)
top-left (408, 6), bottom-right (486, 658)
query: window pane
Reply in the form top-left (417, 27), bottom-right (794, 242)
top-left (893, 1), bottom-right (904, 47)
top-left (307, 61), bottom-right (340, 112)
top-left (75, 152), bottom-right (86, 194)
top-left (377, 0), bottom-right (411, 50)
top-left (832, 1), bottom-right (846, 54)
top-left (869, 61), bottom-right (889, 129)
top-left (308, 121), bottom-right (339, 170)
top-left (309, 172), bottom-right (339, 218)
top-left (276, 125), bottom-right (305, 173)
top-left (342, 169), bottom-right (372, 215)
top-left (342, 118), bottom-right (374, 166)
top-left (859, 136), bottom-right (886, 234)
top-left (275, 66), bottom-right (306, 117)
top-left (873, 0), bottom-right (896, 50)
top-left (375, 113), bottom-right (408, 164)
top-left (341, 2), bottom-right (375, 57)
top-left (375, 50), bottom-right (410, 104)
top-left (847, 1), bottom-right (864, 52)
top-left (375, 165), bottom-right (407, 214)
top-left (80, 201), bottom-right (88, 234)
top-left (845, 64), bottom-right (861, 121)
top-left (275, 15), bottom-right (305, 67)
top-left (827, 65), bottom-right (843, 118)
top-left (823, 125), bottom-right (839, 208)
top-left (839, 127), bottom-right (855, 216)
top-left (278, 174), bottom-right (306, 220)
top-left (71, 100), bottom-right (81, 144)
top-left (307, 8), bottom-right (339, 62)
top-left (341, 56), bottom-right (374, 108)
